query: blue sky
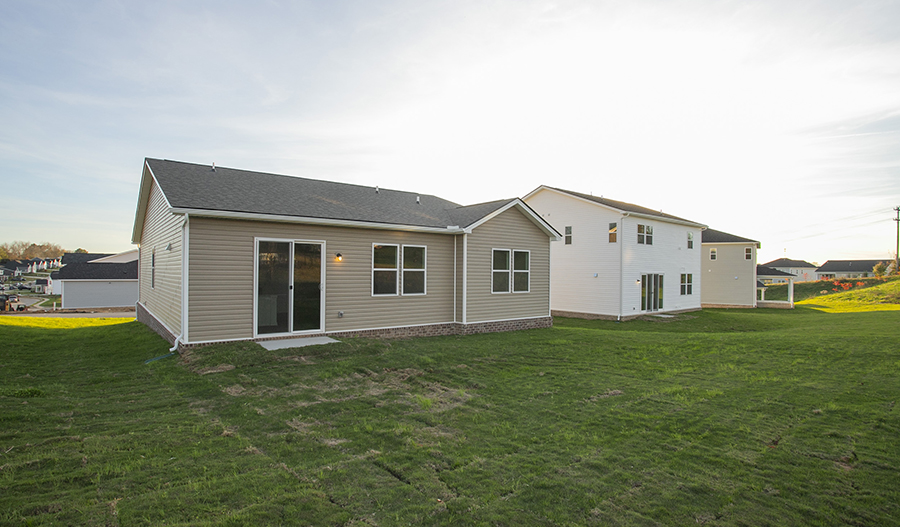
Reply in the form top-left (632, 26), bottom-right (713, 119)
top-left (1, 0), bottom-right (898, 265)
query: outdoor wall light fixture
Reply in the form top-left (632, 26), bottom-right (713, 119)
top-left (335, 253), bottom-right (343, 262)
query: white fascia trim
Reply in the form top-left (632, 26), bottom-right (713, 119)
top-left (463, 199), bottom-right (562, 240)
top-left (169, 207), bottom-right (466, 235)
top-left (132, 160), bottom-right (175, 244)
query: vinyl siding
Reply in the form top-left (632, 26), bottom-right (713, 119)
top-left (464, 208), bottom-right (550, 323)
top-left (620, 217), bottom-right (702, 315)
top-left (701, 243), bottom-right (757, 307)
top-left (186, 217), bottom-right (456, 343)
top-left (525, 190), bottom-right (624, 316)
top-left (138, 178), bottom-right (183, 335)
top-left (525, 188), bottom-right (702, 317)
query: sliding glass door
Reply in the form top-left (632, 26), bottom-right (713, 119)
top-left (641, 274), bottom-right (663, 312)
top-left (257, 240), bottom-right (323, 335)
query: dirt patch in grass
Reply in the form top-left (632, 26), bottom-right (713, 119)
top-left (197, 364), bottom-right (235, 375)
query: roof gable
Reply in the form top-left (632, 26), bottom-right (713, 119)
top-left (525, 185), bottom-right (706, 228)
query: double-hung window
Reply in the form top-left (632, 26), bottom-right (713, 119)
top-left (687, 232), bottom-right (694, 249)
top-left (150, 249), bottom-right (156, 289)
top-left (492, 249), bottom-right (510, 293)
top-left (373, 244), bottom-right (427, 296)
top-left (638, 224), bottom-right (653, 245)
top-left (608, 223), bottom-right (617, 243)
top-left (745, 247), bottom-right (752, 260)
top-left (710, 248), bottom-right (717, 261)
top-left (402, 246), bottom-right (426, 295)
top-left (564, 226), bottom-right (572, 245)
top-left (372, 244), bottom-right (399, 295)
top-left (680, 274), bottom-right (693, 295)
top-left (493, 249), bottom-right (530, 293)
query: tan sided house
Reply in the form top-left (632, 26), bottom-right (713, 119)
top-left (131, 159), bottom-right (560, 349)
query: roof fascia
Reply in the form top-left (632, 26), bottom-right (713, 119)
top-left (463, 199), bottom-right (562, 240)
top-left (131, 160), bottom-right (173, 244)
top-left (701, 241), bottom-right (762, 248)
top-left (168, 207), bottom-right (466, 234)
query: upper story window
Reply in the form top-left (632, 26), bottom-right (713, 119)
top-left (564, 226), bottom-right (572, 245)
top-left (710, 248), bottom-right (717, 261)
top-left (745, 247), bottom-right (752, 260)
top-left (638, 224), bottom-right (653, 245)
top-left (151, 249), bottom-right (156, 289)
top-left (609, 223), bottom-right (617, 243)
top-left (687, 232), bottom-right (694, 249)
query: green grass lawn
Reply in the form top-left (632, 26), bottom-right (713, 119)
top-left (1, 307), bottom-right (898, 526)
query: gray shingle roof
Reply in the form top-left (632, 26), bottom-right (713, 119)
top-left (147, 158), bottom-right (498, 229)
top-left (62, 253), bottom-right (113, 265)
top-left (702, 228), bottom-right (759, 244)
top-left (540, 186), bottom-right (704, 226)
top-left (761, 258), bottom-right (817, 268)
top-left (56, 261), bottom-right (138, 281)
top-left (757, 265), bottom-right (795, 277)
top-left (815, 260), bottom-right (886, 273)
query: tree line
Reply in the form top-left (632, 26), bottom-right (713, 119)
top-left (0, 241), bottom-right (87, 261)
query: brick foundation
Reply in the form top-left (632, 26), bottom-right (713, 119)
top-left (136, 306), bottom-right (553, 352)
top-left (136, 302), bottom-right (177, 346)
top-left (552, 308), bottom-right (701, 321)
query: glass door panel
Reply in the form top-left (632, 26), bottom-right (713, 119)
top-left (257, 241), bottom-right (290, 334)
top-left (293, 243), bottom-right (322, 331)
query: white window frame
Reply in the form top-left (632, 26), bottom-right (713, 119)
top-left (745, 247), bottom-right (752, 260)
top-left (638, 224), bottom-right (653, 245)
top-left (680, 273), bottom-right (693, 295)
top-left (687, 232), bottom-right (693, 249)
top-left (150, 248), bottom-right (156, 289)
top-left (372, 243), bottom-right (399, 296)
top-left (609, 222), bottom-right (617, 243)
top-left (513, 250), bottom-right (530, 293)
top-left (710, 248), bottom-right (717, 260)
top-left (492, 249), bottom-right (511, 294)
top-left (402, 245), bottom-right (427, 296)
top-left (564, 226), bottom-right (572, 245)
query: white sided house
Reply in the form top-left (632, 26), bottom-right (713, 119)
top-left (760, 258), bottom-right (818, 283)
top-left (55, 251), bottom-right (139, 308)
top-left (523, 186), bottom-right (705, 320)
top-left (131, 159), bottom-right (560, 349)
top-left (700, 229), bottom-right (760, 308)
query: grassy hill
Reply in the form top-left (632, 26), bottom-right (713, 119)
top-left (763, 275), bottom-right (900, 305)
top-left (2, 308), bottom-right (899, 525)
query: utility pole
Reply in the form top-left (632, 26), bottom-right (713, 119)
top-left (895, 206), bottom-right (899, 275)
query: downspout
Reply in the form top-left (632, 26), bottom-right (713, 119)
top-left (618, 213), bottom-right (630, 321)
top-left (453, 235), bottom-right (457, 323)
top-left (170, 213), bottom-right (189, 352)
top-left (462, 233), bottom-right (468, 325)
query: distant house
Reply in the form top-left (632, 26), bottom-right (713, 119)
top-left (131, 158), bottom-right (560, 349)
top-left (816, 260), bottom-right (885, 280)
top-left (760, 258), bottom-right (818, 283)
top-left (523, 186), bottom-right (705, 320)
top-left (33, 278), bottom-right (49, 294)
top-left (756, 265), bottom-right (796, 307)
top-left (700, 229), bottom-right (760, 308)
top-left (55, 251), bottom-right (139, 308)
